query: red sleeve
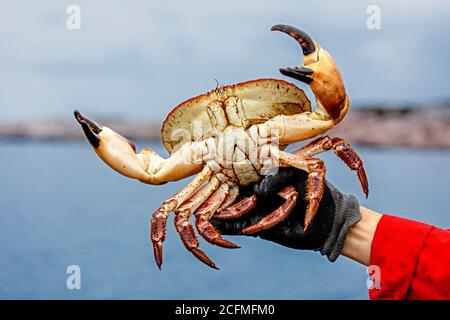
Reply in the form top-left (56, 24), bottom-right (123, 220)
top-left (368, 214), bottom-right (450, 300)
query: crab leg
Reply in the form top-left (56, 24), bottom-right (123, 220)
top-left (174, 176), bottom-right (221, 269)
top-left (214, 194), bottom-right (258, 220)
top-left (293, 136), bottom-right (368, 198)
top-left (74, 110), bottom-right (205, 185)
top-left (274, 149), bottom-right (326, 230)
top-left (242, 186), bottom-right (298, 234)
top-left (151, 166), bottom-right (212, 270)
top-left (194, 183), bottom-right (240, 249)
top-left (217, 184), bottom-right (239, 211)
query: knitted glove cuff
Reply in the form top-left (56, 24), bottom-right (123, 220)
top-left (318, 182), bottom-right (361, 262)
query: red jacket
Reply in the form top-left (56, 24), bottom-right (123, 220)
top-left (368, 214), bottom-right (450, 300)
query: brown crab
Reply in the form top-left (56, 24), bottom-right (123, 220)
top-left (74, 25), bottom-right (368, 270)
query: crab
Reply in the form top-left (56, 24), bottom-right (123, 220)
top-left (74, 25), bottom-right (368, 270)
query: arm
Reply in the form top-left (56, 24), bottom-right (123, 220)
top-left (344, 208), bottom-right (450, 299)
top-left (213, 168), bottom-right (450, 300)
top-left (367, 214), bottom-right (450, 300)
top-left (341, 206), bottom-right (382, 266)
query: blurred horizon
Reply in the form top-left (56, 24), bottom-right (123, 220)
top-left (1, 0), bottom-right (450, 122)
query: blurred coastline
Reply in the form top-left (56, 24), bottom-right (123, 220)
top-left (1, 102), bottom-right (450, 149)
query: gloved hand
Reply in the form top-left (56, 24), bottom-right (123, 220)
top-left (211, 167), bottom-right (362, 262)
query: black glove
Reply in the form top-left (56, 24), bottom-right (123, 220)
top-left (211, 167), bottom-right (361, 262)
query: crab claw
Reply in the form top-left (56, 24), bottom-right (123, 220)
top-left (74, 110), bottom-right (154, 182)
top-left (271, 24), bottom-right (348, 122)
top-left (74, 109), bottom-right (102, 148)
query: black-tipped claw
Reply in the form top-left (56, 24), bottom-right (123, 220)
top-left (74, 110), bottom-right (102, 148)
top-left (271, 24), bottom-right (316, 56)
top-left (279, 66), bottom-right (314, 84)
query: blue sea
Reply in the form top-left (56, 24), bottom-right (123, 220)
top-left (0, 141), bottom-right (449, 299)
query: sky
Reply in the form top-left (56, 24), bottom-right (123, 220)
top-left (1, 0), bottom-right (450, 121)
